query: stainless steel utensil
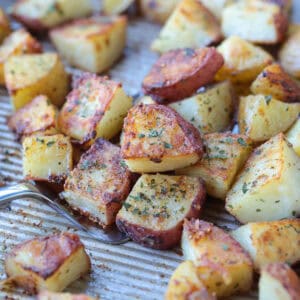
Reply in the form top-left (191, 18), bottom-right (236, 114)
top-left (0, 181), bottom-right (130, 245)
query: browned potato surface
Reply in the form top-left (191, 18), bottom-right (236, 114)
top-left (116, 174), bottom-right (205, 249)
top-left (142, 48), bottom-right (224, 103)
top-left (0, 8), bottom-right (11, 43)
top-left (38, 291), bottom-right (98, 300)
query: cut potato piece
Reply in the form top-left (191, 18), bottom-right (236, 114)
top-left (38, 291), bottom-right (98, 300)
top-left (169, 81), bottom-right (234, 134)
top-left (8, 95), bottom-right (58, 139)
top-left (259, 263), bottom-right (300, 300)
top-left (182, 219), bottom-right (253, 297)
top-left (50, 16), bottom-right (127, 73)
top-left (62, 139), bottom-right (131, 227)
top-left (142, 47), bottom-right (224, 103)
top-left (165, 261), bottom-right (216, 300)
top-left (176, 133), bottom-right (252, 200)
top-left (103, 0), bottom-right (134, 15)
top-left (151, 0), bottom-right (222, 53)
top-left (12, 0), bottom-right (92, 32)
top-left (231, 219), bottom-right (300, 270)
top-left (0, 8), bottom-right (11, 44)
top-left (23, 134), bottom-right (73, 184)
top-left (58, 73), bottom-right (132, 146)
top-left (4, 53), bottom-right (69, 111)
top-left (5, 232), bottom-right (91, 293)
top-left (215, 36), bottom-right (273, 83)
top-left (116, 174), bottom-right (205, 249)
top-left (201, 0), bottom-right (233, 20)
top-left (221, 0), bottom-right (288, 44)
top-left (238, 94), bottom-right (300, 142)
top-left (286, 118), bottom-right (300, 156)
top-left (250, 63), bottom-right (300, 103)
top-left (226, 133), bottom-right (300, 223)
top-left (121, 103), bottom-right (203, 173)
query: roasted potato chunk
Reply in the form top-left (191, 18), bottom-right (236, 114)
top-left (286, 118), bottom-right (300, 156)
top-left (231, 219), bottom-right (300, 270)
top-left (176, 133), bottom-right (253, 200)
top-left (142, 48), bottom-right (224, 103)
top-left (4, 53), bottom-right (69, 111)
top-left (5, 232), bottom-right (91, 293)
top-left (238, 94), bottom-right (300, 142)
top-left (250, 63), bottom-right (300, 103)
top-left (200, 0), bottom-right (233, 20)
top-left (182, 219), bottom-right (253, 297)
top-left (226, 134), bottom-right (300, 223)
top-left (12, 0), bottom-right (92, 32)
top-left (215, 36), bottom-right (273, 83)
top-left (259, 263), bottom-right (300, 300)
top-left (120, 104), bottom-right (203, 173)
top-left (38, 291), bottom-right (98, 300)
top-left (116, 174), bottom-right (205, 249)
top-left (8, 95), bottom-right (58, 139)
top-left (151, 0), bottom-right (222, 53)
top-left (103, 0), bottom-right (134, 15)
top-left (221, 0), bottom-right (288, 44)
top-left (58, 73), bottom-right (132, 146)
top-left (165, 260), bottom-right (216, 300)
top-left (169, 80), bottom-right (234, 134)
top-left (0, 8), bottom-right (11, 43)
top-left (50, 16), bottom-right (127, 73)
top-left (62, 139), bottom-right (131, 227)
top-left (23, 134), bottom-right (73, 184)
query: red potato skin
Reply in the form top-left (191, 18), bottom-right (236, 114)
top-left (116, 180), bottom-right (206, 250)
top-left (142, 48), bottom-right (224, 103)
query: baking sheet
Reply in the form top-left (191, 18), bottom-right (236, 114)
top-left (0, 1), bottom-right (299, 299)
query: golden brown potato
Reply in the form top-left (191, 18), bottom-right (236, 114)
top-left (286, 118), bottom-right (300, 156)
top-left (103, 0), bottom-right (134, 15)
top-left (182, 219), bottom-right (253, 298)
top-left (23, 134), bottom-right (73, 184)
top-left (116, 174), bottom-right (205, 249)
top-left (8, 95), bottom-right (58, 139)
top-left (5, 232), bottom-right (91, 293)
top-left (238, 94), bottom-right (300, 142)
top-left (231, 219), bottom-right (300, 270)
top-left (4, 53), bottom-right (69, 111)
top-left (38, 291), bottom-right (98, 300)
top-left (50, 16), bottom-right (127, 73)
top-left (215, 36), bottom-right (273, 83)
top-left (226, 134), bottom-right (300, 223)
top-left (58, 73), bottom-right (132, 146)
top-left (221, 0), bottom-right (288, 44)
top-left (62, 139), bottom-right (132, 227)
top-left (151, 0), bottom-right (222, 53)
top-left (250, 63), bottom-right (300, 103)
top-left (142, 48), bottom-right (224, 103)
top-left (259, 263), bottom-right (300, 300)
top-left (165, 261), bottom-right (216, 300)
top-left (176, 133), bottom-right (253, 200)
top-left (12, 0), bottom-right (92, 32)
top-left (120, 103), bottom-right (204, 173)
top-left (0, 8), bottom-right (11, 43)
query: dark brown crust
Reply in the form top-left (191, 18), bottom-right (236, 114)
top-left (274, 11), bottom-right (289, 43)
top-left (142, 48), bottom-right (224, 103)
top-left (116, 179), bottom-right (206, 250)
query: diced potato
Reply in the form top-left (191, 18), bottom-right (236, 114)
top-left (102, 0), bottom-right (134, 15)
top-left (201, 0), bottom-right (233, 20)
top-left (116, 174), bottom-right (205, 249)
top-left (120, 103), bottom-right (203, 173)
top-left (221, 0), bottom-right (288, 44)
top-left (151, 0), bottom-right (222, 53)
top-left (215, 36), bottom-right (273, 83)
top-left (58, 73), bottom-right (132, 146)
top-left (4, 53), bottom-right (69, 111)
top-left (23, 134), bottom-right (73, 184)
top-left (38, 291), bottom-right (98, 300)
top-left (286, 118), bottom-right (300, 156)
top-left (259, 263), bottom-right (300, 300)
top-left (238, 94), bottom-right (300, 142)
top-left (169, 81), bottom-right (234, 134)
top-left (139, 0), bottom-right (180, 24)
top-left (250, 63), bottom-right (300, 103)
top-left (176, 133), bottom-right (253, 200)
top-left (226, 134), bottom-right (300, 223)
top-left (50, 16), bottom-right (127, 73)
top-left (182, 219), bottom-right (253, 297)
top-left (8, 95), bottom-right (58, 139)
top-left (12, 0), bottom-right (92, 32)
top-left (231, 219), bottom-right (300, 270)
top-left (0, 8), bottom-right (11, 43)
top-left (165, 261), bottom-right (216, 300)
top-left (5, 232), bottom-right (91, 293)
top-left (62, 139), bottom-right (131, 227)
